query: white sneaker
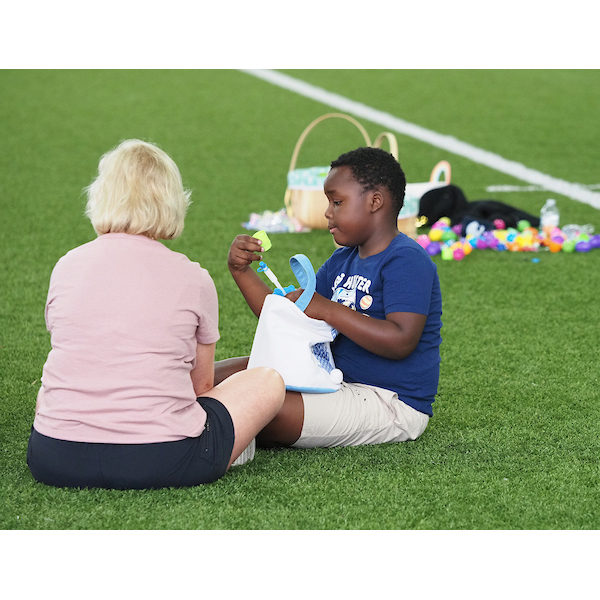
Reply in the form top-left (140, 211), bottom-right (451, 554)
top-left (231, 438), bottom-right (256, 467)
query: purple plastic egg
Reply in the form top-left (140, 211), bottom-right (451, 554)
top-left (590, 235), bottom-right (600, 249)
top-left (426, 241), bottom-right (441, 256)
top-left (576, 241), bottom-right (592, 253)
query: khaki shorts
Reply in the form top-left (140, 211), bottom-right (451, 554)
top-left (291, 382), bottom-right (430, 449)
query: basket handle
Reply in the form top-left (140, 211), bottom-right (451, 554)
top-left (430, 160), bottom-right (451, 184)
top-left (373, 132), bottom-right (399, 160)
top-left (285, 113), bottom-right (373, 218)
top-left (287, 113), bottom-right (372, 172)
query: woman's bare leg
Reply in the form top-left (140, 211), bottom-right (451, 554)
top-left (213, 358), bottom-right (306, 449)
top-left (207, 367), bottom-right (285, 468)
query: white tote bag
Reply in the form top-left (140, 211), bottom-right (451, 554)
top-left (247, 254), bottom-right (343, 393)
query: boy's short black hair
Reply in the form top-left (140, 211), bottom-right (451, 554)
top-left (330, 147), bottom-right (406, 216)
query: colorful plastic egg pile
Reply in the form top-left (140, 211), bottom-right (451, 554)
top-left (417, 218), bottom-right (600, 261)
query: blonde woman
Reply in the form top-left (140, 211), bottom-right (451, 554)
top-left (27, 139), bottom-right (284, 489)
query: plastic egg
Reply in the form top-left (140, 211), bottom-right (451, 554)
top-left (426, 241), bottom-right (441, 256)
top-left (453, 247), bottom-right (465, 261)
top-left (517, 220), bottom-right (531, 232)
top-left (548, 241), bottom-right (562, 253)
top-left (429, 228), bottom-right (443, 242)
top-left (562, 240), bottom-right (576, 253)
top-left (417, 234), bottom-right (430, 249)
top-left (493, 219), bottom-right (506, 230)
top-left (576, 241), bottom-right (592, 252)
top-left (521, 231), bottom-right (534, 244)
top-left (441, 247), bottom-right (454, 260)
top-left (441, 230), bottom-right (458, 243)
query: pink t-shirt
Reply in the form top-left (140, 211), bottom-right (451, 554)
top-left (33, 233), bottom-right (220, 444)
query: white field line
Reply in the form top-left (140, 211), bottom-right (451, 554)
top-left (242, 69), bottom-right (600, 210)
top-left (487, 184), bottom-right (600, 193)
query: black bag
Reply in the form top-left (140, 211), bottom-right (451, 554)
top-left (418, 184), bottom-right (540, 234)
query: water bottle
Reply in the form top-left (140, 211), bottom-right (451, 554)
top-left (540, 199), bottom-right (560, 232)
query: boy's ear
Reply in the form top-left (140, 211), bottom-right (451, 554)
top-left (369, 189), bottom-right (384, 213)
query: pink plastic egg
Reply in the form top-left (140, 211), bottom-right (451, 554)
top-left (453, 247), bottom-right (465, 261)
top-left (417, 234), bottom-right (430, 249)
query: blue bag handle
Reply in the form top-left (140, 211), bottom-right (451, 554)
top-left (289, 254), bottom-right (316, 312)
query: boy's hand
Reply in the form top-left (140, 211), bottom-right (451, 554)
top-left (227, 234), bottom-right (273, 318)
top-left (284, 288), bottom-right (304, 303)
top-left (285, 288), bottom-right (329, 321)
top-left (227, 235), bottom-right (264, 273)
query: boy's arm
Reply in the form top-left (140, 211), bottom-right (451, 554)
top-left (295, 291), bottom-right (426, 360)
top-left (227, 235), bottom-right (273, 317)
top-left (227, 234), bottom-right (425, 360)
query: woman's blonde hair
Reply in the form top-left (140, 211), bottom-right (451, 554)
top-left (85, 139), bottom-right (191, 240)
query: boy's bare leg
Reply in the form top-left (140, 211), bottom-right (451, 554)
top-left (257, 390), bottom-right (304, 448)
top-left (214, 356), bottom-right (249, 385)
top-left (214, 357), bottom-right (304, 448)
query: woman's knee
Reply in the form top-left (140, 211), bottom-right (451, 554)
top-left (248, 367), bottom-right (286, 406)
top-left (211, 366), bottom-right (285, 419)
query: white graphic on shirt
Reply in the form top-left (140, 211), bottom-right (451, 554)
top-left (331, 273), bottom-right (373, 312)
top-left (333, 286), bottom-right (356, 309)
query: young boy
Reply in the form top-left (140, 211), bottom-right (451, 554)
top-left (226, 147), bottom-right (442, 449)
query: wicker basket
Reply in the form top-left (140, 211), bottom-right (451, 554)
top-left (283, 113), bottom-right (451, 239)
top-left (284, 113), bottom-right (371, 230)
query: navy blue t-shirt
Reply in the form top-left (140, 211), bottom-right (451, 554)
top-left (316, 234), bottom-right (442, 416)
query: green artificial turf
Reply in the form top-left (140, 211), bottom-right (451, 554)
top-left (1, 69), bottom-right (599, 530)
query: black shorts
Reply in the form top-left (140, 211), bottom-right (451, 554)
top-left (27, 397), bottom-right (235, 490)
